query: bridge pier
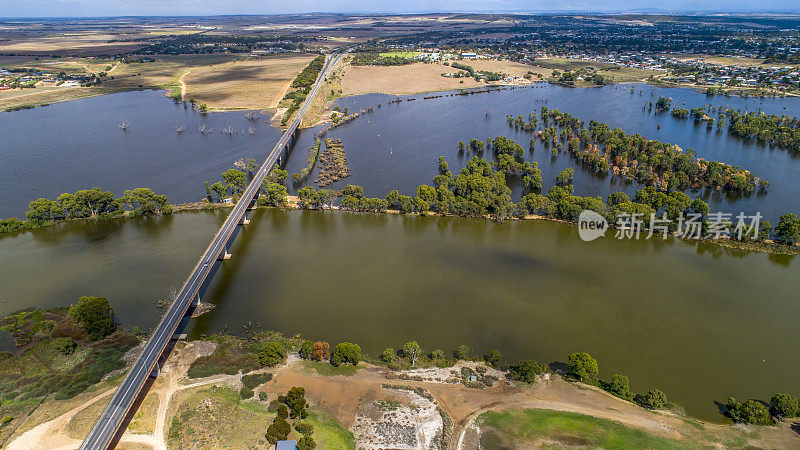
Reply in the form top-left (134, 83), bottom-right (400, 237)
top-left (218, 246), bottom-right (231, 261)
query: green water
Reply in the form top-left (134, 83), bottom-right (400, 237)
top-left (0, 208), bottom-right (797, 421)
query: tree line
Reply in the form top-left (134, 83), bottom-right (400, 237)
top-left (1, 187), bottom-right (171, 235)
top-left (511, 106), bottom-right (767, 195)
top-left (205, 154), bottom-right (800, 246)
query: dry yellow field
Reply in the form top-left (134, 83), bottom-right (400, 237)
top-left (467, 59), bottom-right (550, 78)
top-left (341, 62), bottom-right (486, 95)
top-left (182, 54), bottom-right (316, 110)
top-left (0, 35), bottom-right (141, 56)
top-left (0, 55), bottom-right (240, 110)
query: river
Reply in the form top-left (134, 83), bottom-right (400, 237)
top-left (286, 83), bottom-right (800, 223)
top-left (0, 208), bottom-right (797, 421)
top-left (0, 90), bottom-right (279, 218)
top-left (1, 85), bottom-right (800, 422)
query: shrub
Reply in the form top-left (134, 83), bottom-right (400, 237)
top-left (251, 341), bottom-right (286, 367)
top-left (240, 386), bottom-right (254, 399)
top-left (770, 393), bottom-right (800, 419)
top-left (242, 373), bottom-right (273, 389)
top-left (279, 386), bottom-right (308, 419)
top-left (380, 348), bottom-right (396, 363)
top-left (641, 389), bottom-right (668, 410)
top-left (259, 391), bottom-right (269, 401)
top-left (277, 404), bottom-right (289, 418)
top-left (608, 374), bottom-right (632, 400)
top-left (507, 360), bottom-right (546, 383)
top-left (68, 296), bottom-right (116, 341)
top-left (1, 415), bottom-right (12, 425)
top-left (299, 340), bottom-right (314, 359)
top-left (295, 422), bottom-right (314, 436)
top-left (567, 352), bottom-right (598, 383)
top-left (453, 344), bottom-right (471, 360)
top-left (297, 435), bottom-right (316, 450)
top-left (485, 349), bottom-right (502, 368)
top-left (53, 336), bottom-right (77, 355)
top-left (265, 416), bottom-right (291, 445)
top-left (429, 349), bottom-right (445, 360)
top-left (331, 342), bottom-right (361, 366)
top-left (727, 397), bottom-right (773, 425)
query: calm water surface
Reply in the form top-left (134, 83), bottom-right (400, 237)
top-left (0, 90), bottom-right (280, 218)
top-left (285, 83), bottom-right (800, 222)
top-left (0, 209), bottom-right (797, 421)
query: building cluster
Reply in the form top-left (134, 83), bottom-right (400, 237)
top-left (0, 67), bottom-right (103, 90)
top-left (658, 58), bottom-right (800, 90)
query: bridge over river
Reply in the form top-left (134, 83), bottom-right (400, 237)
top-left (81, 51), bottom-right (344, 450)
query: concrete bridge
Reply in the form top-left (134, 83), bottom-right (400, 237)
top-left (81, 51), bottom-right (344, 450)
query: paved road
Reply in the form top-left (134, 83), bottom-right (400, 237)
top-left (81, 51), bottom-right (343, 450)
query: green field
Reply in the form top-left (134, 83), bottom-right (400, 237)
top-left (307, 409), bottom-right (356, 449)
top-left (379, 51), bottom-right (421, 58)
top-left (301, 360), bottom-right (359, 377)
top-left (477, 409), bottom-right (688, 449)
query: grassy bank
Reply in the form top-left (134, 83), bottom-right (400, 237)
top-left (477, 409), bottom-right (687, 448)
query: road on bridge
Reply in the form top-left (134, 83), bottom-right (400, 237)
top-left (81, 50), bottom-right (344, 450)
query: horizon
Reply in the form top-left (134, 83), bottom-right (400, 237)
top-left (2, 1), bottom-right (800, 19)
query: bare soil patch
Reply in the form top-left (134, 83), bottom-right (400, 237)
top-left (341, 63), bottom-right (485, 96)
top-left (183, 54), bottom-right (316, 110)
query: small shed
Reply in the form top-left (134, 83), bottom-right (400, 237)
top-left (276, 440), bottom-right (297, 450)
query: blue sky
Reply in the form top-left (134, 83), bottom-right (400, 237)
top-left (1, 0), bottom-right (798, 18)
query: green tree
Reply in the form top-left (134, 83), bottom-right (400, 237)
top-left (342, 184), bottom-right (364, 198)
top-left (770, 393), bottom-right (800, 419)
top-left (401, 341), bottom-right (421, 365)
top-left (277, 404), bottom-right (289, 419)
top-left (295, 422), bottom-right (314, 436)
top-left (299, 340), bottom-right (314, 360)
top-left (453, 344), bottom-right (472, 360)
top-left (430, 349), bottom-right (445, 360)
top-left (416, 185), bottom-right (437, 203)
top-left (689, 198), bottom-right (710, 216)
top-left (279, 386), bottom-right (309, 419)
top-left (331, 342), bottom-right (361, 366)
top-left (297, 186), bottom-right (320, 209)
top-left (774, 213), bottom-right (800, 245)
top-left (26, 198), bottom-right (59, 224)
top-left (608, 374), bottom-right (632, 400)
top-left (485, 349), bottom-right (503, 368)
top-left (759, 220), bottom-right (772, 241)
top-left (265, 416), bottom-right (291, 444)
top-left (259, 182), bottom-right (288, 207)
top-left (252, 341), bottom-right (286, 367)
top-left (222, 169), bottom-right (248, 196)
top-left (318, 189), bottom-right (335, 210)
top-left (641, 389), bottom-right (668, 410)
top-left (726, 397), bottom-right (773, 425)
top-left (567, 352), bottom-right (598, 383)
top-left (380, 348), bottom-right (396, 363)
top-left (507, 360), bottom-right (546, 383)
top-left (556, 167), bottom-right (575, 186)
top-left (68, 296), bottom-right (116, 341)
top-left (120, 188), bottom-right (171, 216)
top-left (438, 156), bottom-right (449, 174)
top-left (297, 435), bottom-right (316, 450)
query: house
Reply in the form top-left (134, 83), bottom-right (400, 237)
top-left (276, 440), bottom-right (296, 450)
